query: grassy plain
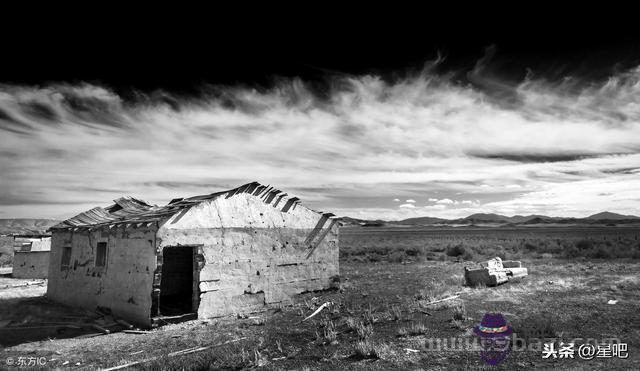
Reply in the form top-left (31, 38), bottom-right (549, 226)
top-left (1, 226), bottom-right (639, 370)
top-left (341, 226), bottom-right (640, 262)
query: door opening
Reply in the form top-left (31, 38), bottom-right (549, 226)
top-left (159, 245), bottom-right (197, 316)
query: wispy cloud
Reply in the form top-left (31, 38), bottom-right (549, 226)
top-left (436, 199), bottom-right (455, 205)
top-left (1, 62), bottom-right (639, 219)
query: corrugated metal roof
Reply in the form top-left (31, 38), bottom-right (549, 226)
top-left (49, 181), bottom-right (332, 230)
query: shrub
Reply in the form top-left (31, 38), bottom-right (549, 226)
top-left (424, 252), bottom-right (438, 261)
top-left (397, 326), bottom-right (409, 336)
top-left (452, 302), bottom-right (466, 321)
top-left (389, 305), bottom-right (402, 321)
top-left (576, 239), bottom-right (594, 250)
top-left (388, 251), bottom-right (405, 263)
top-left (450, 319), bottom-right (466, 330)
top-left (446, 244), bottom-right (467, 257)
top-left (399, 322), bottom-right (429, 336)
top-left (363, 303), bottom-right (375, 324)
top-left (512, 313), bottom-right (557, 340)
top-left (323, 321), bottom-right (337, 343)
top-left (354, 340), bottom-right (388, 359)
top-left (345, 317), bottom-right (358, 331)
top-left (356, 322), bottom-right (374, 339)
top-left (590, 246), bottom-right (612, 259)
top-left (462, 250), bottom-right (476, 261)
top-left (405, 247), bottom-right (419, 256)
top-left (563, 245), bottom-right (582, 259)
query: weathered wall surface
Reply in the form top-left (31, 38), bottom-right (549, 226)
top-left (12, 251), bottom-right (49, 278)
top-left (157, 192), bottom-right (339, 319)
top-left (47, 225), bottom-right (157, 326)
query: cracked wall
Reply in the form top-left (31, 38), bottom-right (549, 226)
top-left (47, 225), bottom-right (157, 326)
top-left (157, 192), bottom-right (339, 318)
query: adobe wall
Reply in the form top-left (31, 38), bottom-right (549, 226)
top-left (157, 192), bottom-right (339, 319)
top-left (47, 225), bottom-right (157, 326)
top-left (12, 251), bottom-right (49, 278)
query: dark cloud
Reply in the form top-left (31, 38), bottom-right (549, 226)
top-left (466, 45), bottom-right (523, 109)
top-left (470, 153), bottom-right (601, 163)
top-left (600, 167), bottom-right (639, 175)
top-left (0, 106), bottom-right (32, 135)
top-left (336, 122), bottom-right (366, 139)
top-left (20, 101), bottom-right (60, 121)
top-left (0, 106), bottom-right (17, 122)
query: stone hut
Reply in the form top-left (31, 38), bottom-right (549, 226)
top-left (12, 235), bottom-right (51, 279)
top-left (47, 182), bottom-right (339, 327)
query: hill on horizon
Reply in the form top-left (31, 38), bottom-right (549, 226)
top-left (0, 219), bottom-right (60, 235)
top-left (586, 212), bottom-right (640, 220)
top-left (385, 211), bottom-right (640, 226)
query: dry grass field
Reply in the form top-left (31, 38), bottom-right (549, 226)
top-left (1, 226), bottom-right (640, 370)
top-left (341, 226), bottom-right (640, 262)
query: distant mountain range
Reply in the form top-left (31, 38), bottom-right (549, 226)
top-left (584, 211), bottom-right (640, 220)
top-left (1, 212), bottom-right (639, 233)
top-left (343, 211), bottom-right (640, 227)
top-left (0, 219), bottom-right (60, 235)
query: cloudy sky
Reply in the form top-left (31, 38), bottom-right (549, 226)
top-left (1, 57), bottom-right (639, 220)
top-left (1, 9), bottom-right (639, 221)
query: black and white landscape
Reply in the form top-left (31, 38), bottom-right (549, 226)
top-left (1, 8), bottom-right (639, 370)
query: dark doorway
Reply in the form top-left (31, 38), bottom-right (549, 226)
top-left (159, 246), bottom-right (196, 316)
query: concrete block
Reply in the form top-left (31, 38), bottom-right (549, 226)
top-left (506, 267), bottom-right (528, 278)
top-left (465, 267), bottom-right (509, 286)
top-left (479, 257), bottom-right (503, 270)
top-left (465, 256), bottom-right (528, 286)
top-left (502, 260), bottom-right (522, 268)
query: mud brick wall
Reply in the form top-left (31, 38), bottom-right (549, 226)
top-left (12, 251), bottom-right (49, 278)
top-left (47, 225), bottom-right (157, 326)
top-left (158, 192), bottom-right (339, 319)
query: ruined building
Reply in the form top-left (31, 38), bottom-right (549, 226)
top-left (12, 235), bottom-right (51, 279)
top-left (47, 182), bottom-right (340, 327)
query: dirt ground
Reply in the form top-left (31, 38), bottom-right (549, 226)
top-left (1, 228), bottom-right (640, 370)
